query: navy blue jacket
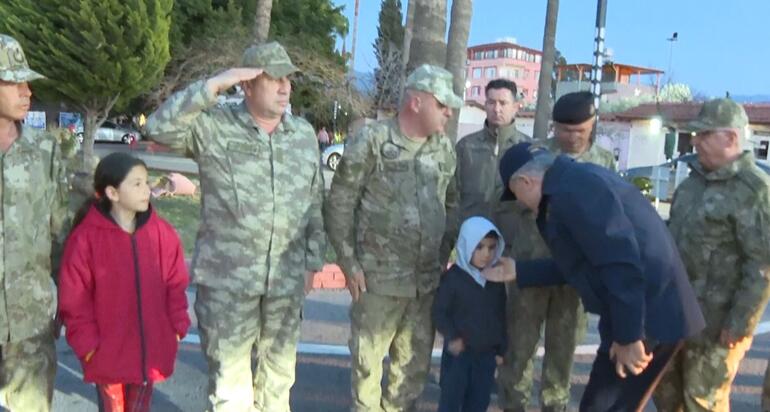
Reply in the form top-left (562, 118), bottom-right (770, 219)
top-left (515, 156), bottom-right (704, 350)
top-left (433, 265), bottom-right (507, 355)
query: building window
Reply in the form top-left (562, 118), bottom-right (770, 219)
top-left (471, 86), bottom-right (481, 97)
top-left (472, 68), bottom-right (482, 79)
top-left (523, 69), bottom-right (529, 79)
top-left (473, 51), bottom-right (483, 60)
top-left (535, 55), bottom-right (542, 63)
top-left (522, 89), bottom-right (528, 97)
top-left (535, 71), bottom-right (540, 80)
top-left (757, 140), bottom-right (769, 160)
top-left (485, 67), bottom-right (496, 78)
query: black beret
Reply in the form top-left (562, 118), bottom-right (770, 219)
top-left (552, 91), bottom-right (596, 124)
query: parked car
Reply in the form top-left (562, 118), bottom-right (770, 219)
top-left (622, 153), bottom-right (770, 200)
top-left (76, 121), bottom-right (142, 144)
top-left (322, 143), bottom-right (344, 171)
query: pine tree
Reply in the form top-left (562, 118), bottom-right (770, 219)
top-left (373, 0), bottom-right (405, 110)
top-left (0, 0), bottom-right (173, 169)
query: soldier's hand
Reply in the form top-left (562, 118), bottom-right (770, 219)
top-left (448, 338), bottom-right (465, 355)
top-left (347, 271), bottom-right (367, 302)
top-left (495, 355), bottom-right (504, 366)
top-left (609, 340), bottom-right (652, 378)
top-left (720, 329), bottom-right (748, 349)
top-left (207, 68), bottom-right (264, 95)
top-left (304, 271), bottom-right (316, 295)
top-left (84, 349), bottom-right (96, 363)
top-left (481, 257), bottom-right (516, 282)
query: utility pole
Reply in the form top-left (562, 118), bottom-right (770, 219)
top-left (590, 0), bottom-right (608, 115)
top-left (350, 0), bottom-right (360, 75)
top-left (667, 32), bottom-right (678, 84)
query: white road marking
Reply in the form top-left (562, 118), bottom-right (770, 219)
top-left (180, 321), bottom-right (770, 358)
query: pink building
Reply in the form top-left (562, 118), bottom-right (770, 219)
top-left (465, 41), bottom-right (543, 106)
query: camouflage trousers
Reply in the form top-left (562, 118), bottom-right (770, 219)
top-left (195, 285), bottom-right (303, 412)
top-left (0, 330), bottom-right (56, 412)
top-left (653, 335), bottom-right (753, 412)
top-left (497, 284), bottom-right (586, 412)
top-left (349, 291), bottom-right (435, 412)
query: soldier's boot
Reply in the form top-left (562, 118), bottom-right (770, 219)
top-left (542, 405), bottom-right (567, 412)
top-left (503, 408), bottom-right (526, 412)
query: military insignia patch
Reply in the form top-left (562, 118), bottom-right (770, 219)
top-left (381, 142), bottom-right (401, 160)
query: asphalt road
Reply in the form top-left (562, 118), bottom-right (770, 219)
top-left (50, 289), bottom-right (770, 411)
top-left (58, 144), bottom-right (765, 411)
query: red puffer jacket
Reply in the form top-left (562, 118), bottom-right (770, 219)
top-left (58, 204), bottom-right (190, 384)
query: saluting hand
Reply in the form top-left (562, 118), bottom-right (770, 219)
top-left (206, 68), bottom-right (264, 95)
top-left (347, 271), bottom-right (367, 302)
top-left (610, 340), bottom-right (653, 378)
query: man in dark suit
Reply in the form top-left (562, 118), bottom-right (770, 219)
top-left (485, 142), bottom-right (705, 411)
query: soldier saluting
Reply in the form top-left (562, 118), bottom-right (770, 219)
top-left (146, 42), bottom-right (325, 412)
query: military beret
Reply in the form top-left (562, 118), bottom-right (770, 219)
top-left (552, 91), bottom-right (596, 124)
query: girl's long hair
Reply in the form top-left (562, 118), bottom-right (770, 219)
top-left (71, 153), bottom-right (147, 229)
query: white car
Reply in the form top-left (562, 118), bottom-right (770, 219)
top-left (77, 121), bottom-right (141, 144)
top-left (321, 143), bottom-right (344, 171)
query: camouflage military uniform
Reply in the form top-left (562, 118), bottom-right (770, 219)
top-left (325, 65), bottom-right (461, 412)
top-left (146, 42), bottom-right (325, 412)
top-left (497, 139), bottom-right (616, 412)
top-left (0, 34), bottom-right (73, 412)
top-left (654, 151), bottom-right (770, 412)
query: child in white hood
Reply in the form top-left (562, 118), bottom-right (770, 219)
top-left (432, 216), bottom-right (507, 412)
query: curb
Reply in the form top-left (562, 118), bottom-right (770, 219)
top-left (184, 260), bottom-right (347, 290)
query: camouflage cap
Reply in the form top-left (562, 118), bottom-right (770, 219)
top-left (0, 34), bottom-right (45, 83)
top-left (404, 64), bottom-right (464, 109)
top-left (688, 98), bottom-right (748, 132)
top-left (241, 41), bottom-right (299, 78)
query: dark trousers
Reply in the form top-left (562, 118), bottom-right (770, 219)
top-left (96, 382), bottom-right (154, 412)
top-left (438, 346), bottom-right (497, 412)
top-left (580, 342), bottom-right (682, 412)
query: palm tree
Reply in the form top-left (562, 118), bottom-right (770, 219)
top-left (445, 0), bottom-right (473, 141)
top-left (402, 0), bottom-right (416, 72)
top-left (533, 0), bottom-right (559, 140)
top-left (407, 0), bottom-right (447, 73)
top-left (254, 0), bottom-right (274, 43)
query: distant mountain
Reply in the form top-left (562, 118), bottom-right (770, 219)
top-left (349, 71), bottom-right (375, 97)
top-left (732, 94), bottom-right (770, 104)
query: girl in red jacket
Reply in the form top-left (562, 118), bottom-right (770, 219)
top-left (59, 152), bottom-right (191, 412)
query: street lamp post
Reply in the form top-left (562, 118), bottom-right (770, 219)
top-left (590, 0), bottom-right (608, 139)
top-left (667, 32), bottom-right (678, 84)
